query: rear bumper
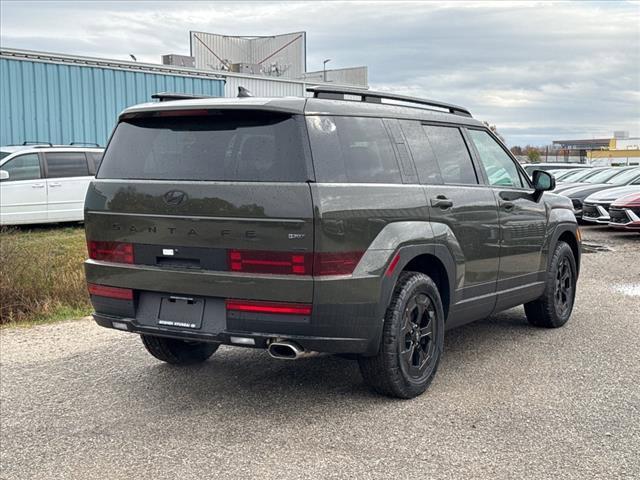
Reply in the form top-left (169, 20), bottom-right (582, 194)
top-left (94, 312), bottom-right (372, 354)
top-left (85, 260), bottom-right (385, 355)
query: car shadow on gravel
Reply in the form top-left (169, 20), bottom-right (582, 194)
top-left (133, 307), bottom-right (539, 409)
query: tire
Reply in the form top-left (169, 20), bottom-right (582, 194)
top-left (358, 272), bottom-right (445, 399)
top-left (140, 334), bottom-right (219, 364)
top-left (524, 241), bottom-right (577, 328)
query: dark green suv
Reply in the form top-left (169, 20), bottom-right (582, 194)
top-left (84, 87), bottom-right (580, 398)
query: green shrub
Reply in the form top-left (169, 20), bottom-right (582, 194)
top-left (0, 226), bottom-right (91, 324)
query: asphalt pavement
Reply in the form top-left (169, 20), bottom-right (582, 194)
top-left (1, 226), bottom-right (638, 480)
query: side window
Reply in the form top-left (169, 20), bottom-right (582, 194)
top-left (307, 116), bottom-right (401, 183)
top-left (45, 152), bottom-right (90, 178)
top-left (87, 152), bottom-right (103, 176)
top-left (0, 154), bottom-right (41, 181)
top-left (422, 125), bottom-right (478, 185)
top-left (399, 120), bottom-right (443, 185)
top-left (468, 129), bottom-right (524, 188)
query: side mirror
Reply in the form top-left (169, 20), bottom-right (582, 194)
top-left (0, 170), bottom-right (9, 181)
top-left (531, 170), bottom-right (555, 201)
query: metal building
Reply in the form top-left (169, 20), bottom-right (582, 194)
top-left (1, 46), bottom-right (369, 147)
top-left (188, 30), bottom-right (369, 88)
top-left (190, 31), bottom-right (306, 79)
top-left (0, 48), bottom-right (225, 147)
top-left (300, 66), bottom-right (368, 88)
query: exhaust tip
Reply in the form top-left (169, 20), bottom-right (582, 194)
top-left (268, 341), bottom-right (303, 360)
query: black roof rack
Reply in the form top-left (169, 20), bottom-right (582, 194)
top-left (151, 92), bottom-right (211, 102)
top-left (12, 141), bottom-right (54, 147)
top-left (306, 86), bottom-right (472, 117)
top-left (70, 142), bottom-right (101, 147)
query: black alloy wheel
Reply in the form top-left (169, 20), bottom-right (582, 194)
top-left (400, 292), bottom-right (438, 380)
top-left (358, 271), bottom-right (445, 399)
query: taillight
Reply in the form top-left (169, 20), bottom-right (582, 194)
top-left (88, 241), bottom-right (134, 264)
top-left (313, 251), bottom-right (364, 276)
top-left (88, 283), bottom-right (133, 300)
top-left (227, 250), bottom-right (363, 276)
top-left (228, 249), bottom-right (313, 275)
top-left (226, 299), bottom-right (312, 315)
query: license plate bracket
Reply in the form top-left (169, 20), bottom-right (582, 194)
top-left (157, 295), bottom-right (204, 330)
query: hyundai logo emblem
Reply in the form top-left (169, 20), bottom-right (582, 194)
top-left (163, 190), bottom-right (188, 206)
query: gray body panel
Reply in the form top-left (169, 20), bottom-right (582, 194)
top-left (85, 97), bottom-right (580, 354)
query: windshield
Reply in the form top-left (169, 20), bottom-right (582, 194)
top-left (562, 169), bottom-right (597, 182)
top-left (0, 151), bottom-right (11, 161)
top-left (582, 169), bottom-right (621, 184)
top-left (98, 111), bottom-right (308, 182)
top-left (606, 168), bottom-right (640, 185)
top-left (555, 169), bottom-right (584, 180)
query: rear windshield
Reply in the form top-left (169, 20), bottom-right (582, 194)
top-left (98, 111), bottom-right (308, 182)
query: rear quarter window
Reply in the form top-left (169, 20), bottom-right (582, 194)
top-left (307, 116), bottom-right (401, 184)
top-left (98, 111), bottom-right (308, 182)
top-left (399, 120), bottom-right (443, 185)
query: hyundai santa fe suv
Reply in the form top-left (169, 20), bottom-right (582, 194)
top-left (85, 87), bottom-right (580, 398)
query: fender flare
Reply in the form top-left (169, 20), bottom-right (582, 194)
top-left (547, 222), bottom-right (581, 274)
top-left (365, 242), bottom-right (456, 355)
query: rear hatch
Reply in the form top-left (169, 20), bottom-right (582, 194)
top-left (85, 109), bottom-right (315, 305)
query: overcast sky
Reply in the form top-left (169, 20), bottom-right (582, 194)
top-left (1, 0), bottom-right (639, 146)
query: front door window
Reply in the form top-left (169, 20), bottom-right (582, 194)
top-left (468, 130), bottom-right (524, 188)
top-left (0, 154), bottom-right (42, 181)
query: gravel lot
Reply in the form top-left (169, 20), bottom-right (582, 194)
top-left (1, 226), bottom-right (638, 480)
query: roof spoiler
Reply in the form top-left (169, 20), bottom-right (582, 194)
top-left (151, 86), bottom-right (254, 102)
top-left (306, 86), bottom-right (472, 117)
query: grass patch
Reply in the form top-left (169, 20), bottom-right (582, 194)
top-left (0, 225), bottom-right (91, 325)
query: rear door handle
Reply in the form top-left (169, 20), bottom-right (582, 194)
top-left (32, 184), bottom-right (45, 189)
top-left (49, 183), bottom-right (62, 187)
top-left (501, 201), bottom-right (515, 212)
top-left (431, 195), bottom-right (453, 209)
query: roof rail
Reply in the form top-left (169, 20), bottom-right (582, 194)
top-left (151, 92), bottom-right (211, 102)
top-left (19, 141), bottom-right (53, 147)
top-left (70, 142), bottom-right (101, 147)
top-left (306, 86), bottom-right (472, 117)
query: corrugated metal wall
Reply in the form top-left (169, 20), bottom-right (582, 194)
top-left (301, 66), bottom-right (369, 88)
top-left (190, 31), bottom-right (306, 79)
top-left (224, 75), bottom-right (306, 98)
top-left (0, 57), bottom-right (225, 147)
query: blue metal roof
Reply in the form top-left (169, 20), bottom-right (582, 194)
top-left (0, 56), bottom-right (225, 147)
